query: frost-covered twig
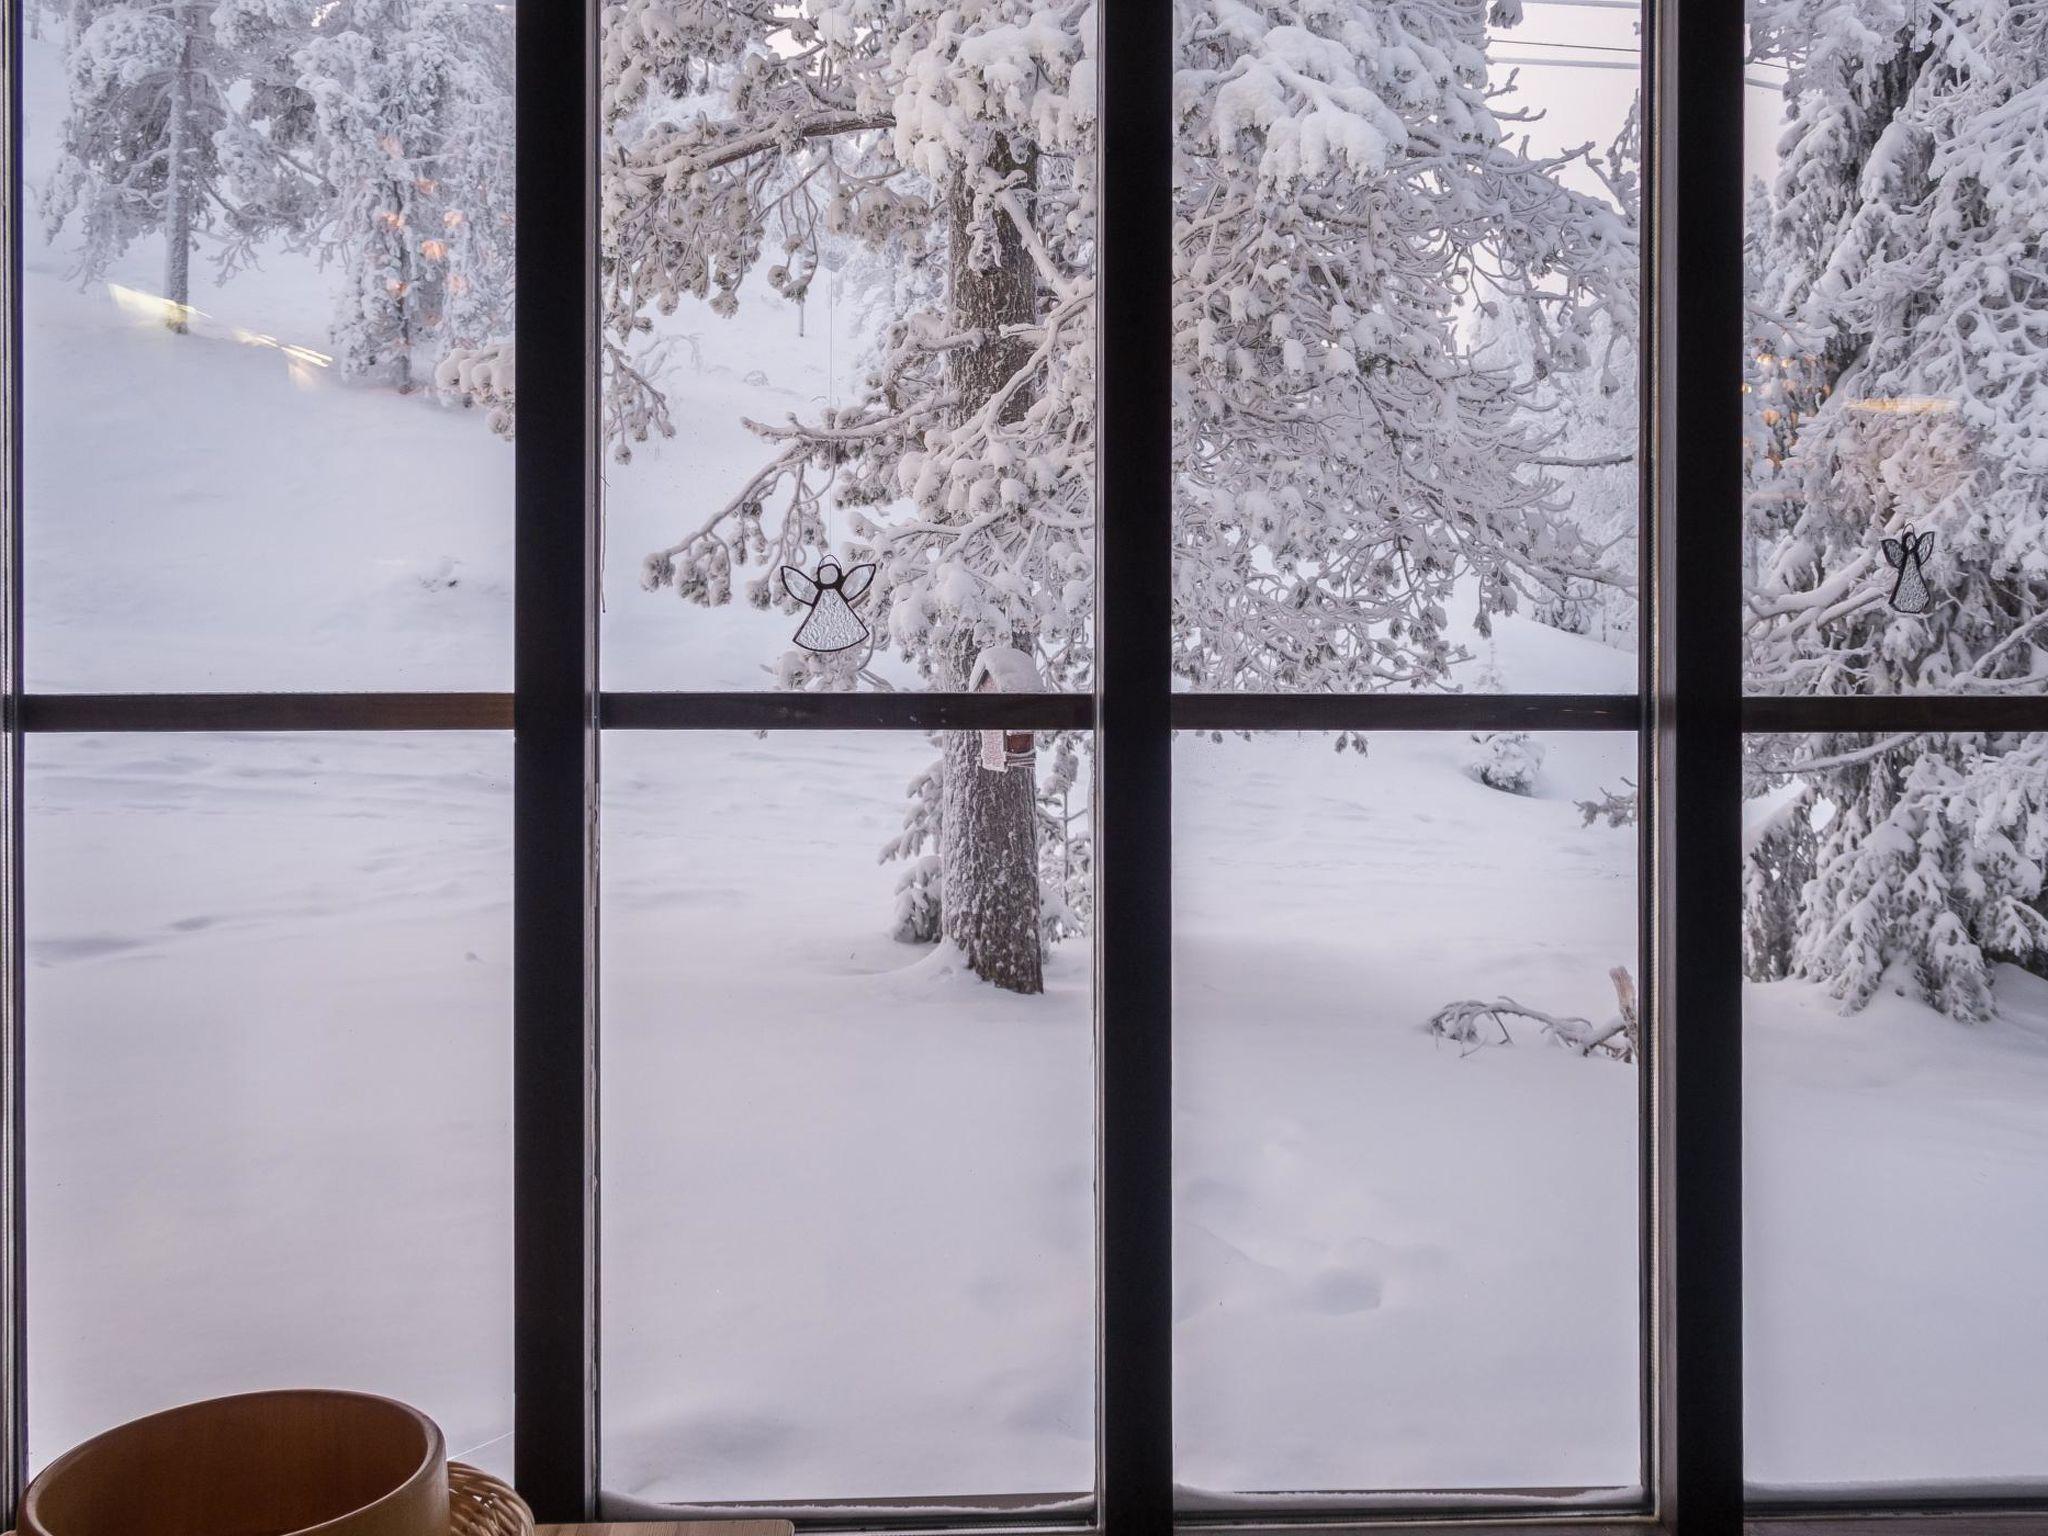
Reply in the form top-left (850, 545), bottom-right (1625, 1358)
top-left (1427, 967), bottom-right (1638, 1064)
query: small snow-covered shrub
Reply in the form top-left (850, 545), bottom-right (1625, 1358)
top-left (1468, 732), bottom-right (1545, 796)
top-left (890, 854), bottom-right (942, 945)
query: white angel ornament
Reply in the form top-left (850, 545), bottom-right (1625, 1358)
top-left (781, 558), bottom-right (876, 653)
top-left (1881, 529), bottom-right (1935, 615)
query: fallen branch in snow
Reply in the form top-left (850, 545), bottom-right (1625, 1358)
top-left (1426, 967), bottom-right (1637, 1064)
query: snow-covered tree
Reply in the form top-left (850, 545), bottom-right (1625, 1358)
top-left (1742, 0), bottom-right (2048, 1020)
top-left (1172, 4), bottom-right (1636, 691)
top-left (1749, 737), bottom-right (2048, 1022)
top-left (41, 0), bottom-right (320, 326)
top-left (607, 0), bottom-right (1636, 991)
top-left (300, 0), bottom-right (513, 389)
top-left (609, 0), bottom-right (1094, 992)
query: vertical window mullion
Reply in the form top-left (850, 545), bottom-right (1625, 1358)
top-left (1096, 2), bottom-right (1173, 1534)
top-left (1657, 0), bottom-right (1747, 1529)
top-left (1, 0), bottom-right (24, 1513)
top-left (513, 0), bottom-right (600, 1520)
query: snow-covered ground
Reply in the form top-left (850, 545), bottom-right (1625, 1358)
top-left (17, 23), bottom-right (2048, 1510)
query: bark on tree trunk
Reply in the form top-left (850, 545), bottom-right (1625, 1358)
top-left (939, 140), bottom-right (1043, 995)
top-left (161, 3), bottom-right (196, 333)
top-left (942, 718), bottom-right (1044, 995)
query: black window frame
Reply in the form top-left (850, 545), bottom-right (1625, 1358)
top-left (2, 0), bottom-right (2045, 1532)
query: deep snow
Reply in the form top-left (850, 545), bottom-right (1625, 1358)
top-left (16, 20), bottom-right (2048, 1511)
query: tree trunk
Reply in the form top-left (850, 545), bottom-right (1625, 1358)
top-left (939, 140), bottom-right (1043, 994)
top-left (942, 720), bottom-right (1043, 994)
top-left (161, 2), bottom-right (196, 332)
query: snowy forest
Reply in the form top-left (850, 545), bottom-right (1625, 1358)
top-left (15, 0), bottom-right (2048, 1511)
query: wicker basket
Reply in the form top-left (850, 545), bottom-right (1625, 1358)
top-left (449, 1461), bottom-right (533, 1536)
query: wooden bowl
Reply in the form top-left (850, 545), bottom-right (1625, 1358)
top-left (18, 1389), bottom-right (448, 1536)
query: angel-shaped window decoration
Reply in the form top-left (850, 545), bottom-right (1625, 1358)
top-left (1881, 529), bottom-right (1935, 615)
top-left (781, 558), bottom-right (876, 653)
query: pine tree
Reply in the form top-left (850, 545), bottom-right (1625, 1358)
top-left (299, 0), bottom-right (513, 390)
top-left (606, 0), bottom-right (1636, 991)
top-left (41, 0), bottom-right (319, 326)
top-left (612, 0), bottom-right (1096, 993)
top-left (1742, 0), bottom-right (2048, 1020)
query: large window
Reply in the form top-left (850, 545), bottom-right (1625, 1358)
top-left (0, 0), bottom-right (2041, 1533)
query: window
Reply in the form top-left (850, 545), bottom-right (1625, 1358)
top-left (0, 1), bottom-right (2041, 1534)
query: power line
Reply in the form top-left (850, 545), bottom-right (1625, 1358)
top-left (1492, 37), bottom-right (1639, 52)
top-left (1492, 55), bottom-right (1639, 69)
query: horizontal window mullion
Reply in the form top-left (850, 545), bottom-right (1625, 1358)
top-left (1170, 1519), bottom-right (1652, 1536)
top-left (1742, 695), bottom-right (2048, 735)
top-left (1745, 1513), bottom-right (2048, 1536)
top-left (600, 691), bottom-right (1093, 731)
top-left (1169, 694), bottom-right (1641, 733)
top-left (600, 1489), bottom-right (1095, 1532)
top-left (18, 693), bottom-right (514, 732)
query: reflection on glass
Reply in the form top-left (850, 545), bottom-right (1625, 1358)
top-left (1743, 5), bottom-right (2045, 694)
top-left (1171, 3), bottom-right (1642, 695)
top-left (25, 733), bottom-right (512, 1475)
top-left (24, 1), bottom-right (514, 690)
top-left (598, 9), bottom-right (1096, 692)
top-left (1744, 732), bottom-right (2048, 1492)
top-left (600, 732), bottom-right (1094, 1503)
top-left (1174, 730), bottom-right (1642, 1499)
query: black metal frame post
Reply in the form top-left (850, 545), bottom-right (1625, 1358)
top-left (513, 0), bottom-right (600, 1518)
top-left (1, 0), bottom-right (25, 1514)
top-left (1096, 2), bottom-right (1175, 1536)
top-left (1657, 0), bottom-right (1746, 1530)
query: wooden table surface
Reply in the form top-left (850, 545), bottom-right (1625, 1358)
top-left (537, 1523), bottom-right (796, 1536)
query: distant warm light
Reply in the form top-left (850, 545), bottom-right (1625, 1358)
top-left (420, 238), bottom-right (448, 262)
top-left (1846, 396), bottom-right (1958, 415)
top-left (443, 209), bottom-right (466, 229)
top-left (104, 283), bottom-right (331, 372)
top-left (105, 283), bottom-right (193, 328)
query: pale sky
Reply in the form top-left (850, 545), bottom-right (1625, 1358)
top-left (1487, 0), bottom-right (1790, 195)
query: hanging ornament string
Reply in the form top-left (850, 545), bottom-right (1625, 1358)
top-left (785, 261), bottom-right (877, 656)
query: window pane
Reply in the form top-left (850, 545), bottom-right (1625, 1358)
top-left (25, 732), bottom-right (511, 1474)
top-left (1174, 729), bottom-right (1643, 1500)
top-left (600, 731), bottom-right (1095, 1503)
top-left (1172, 4), bottom-right (1642, 695)
top-left (23, 4), bottom-right (514, 691)
top-left (1744, 732), bottom-right (2048, 1494)
top-left (1743, 9), bottom-right (2043, 694)
top-left (597, 10), bottom-right (1095, 693)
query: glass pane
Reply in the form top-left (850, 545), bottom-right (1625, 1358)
top-left (1744, 732), bottom-right (2048, 1495)
top-left (26, 732), bottom-right (511, 1475)
top-left (1174, 729), bottom-right (1643, 1501)
top-left (597, 10), bottom-right (1095, 692)
top-left (23, 2), bottom-right (514, 690)
top-left (1743, 9), bottom-right (2041, 694)
top-left (600, 731), bottom-right (1095, 1503)
top-left (1171, 3), bottom-right (1642, 696)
